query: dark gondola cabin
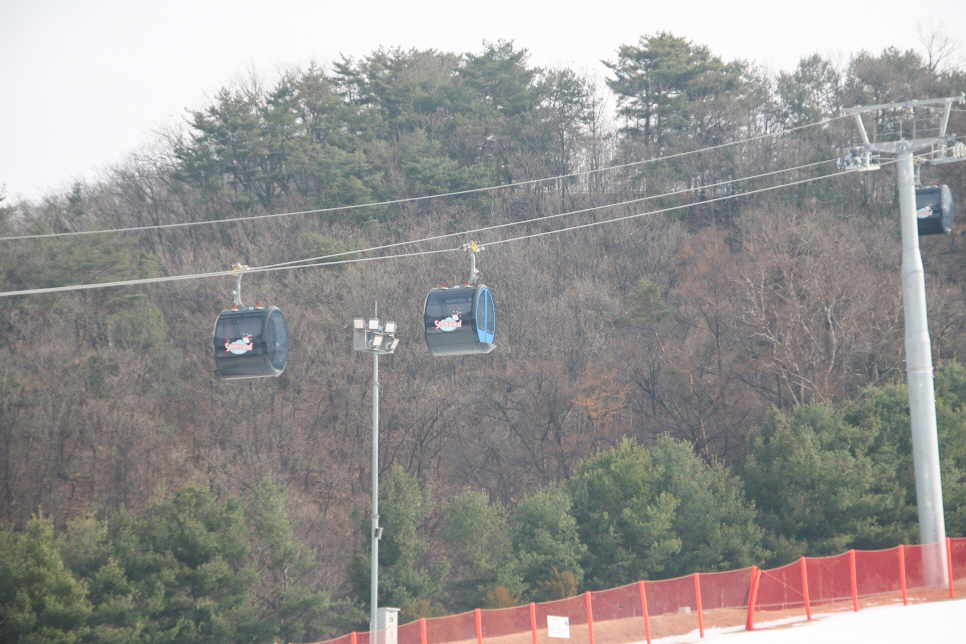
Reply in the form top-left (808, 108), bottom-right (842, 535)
top-left (213, 306), bottom-right (289, 379)
top-left (916, 184), bottom-right (954, 235)
top-left (423, 284), bottom-right (496, 356)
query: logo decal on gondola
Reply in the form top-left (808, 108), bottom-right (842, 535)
top-left (225, 334), bottom-right (254, 354)
top-left (435, 312), bottom-right (462, 331)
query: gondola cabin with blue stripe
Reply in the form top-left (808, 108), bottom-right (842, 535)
top-left (423, 284), bottom-right (496, 356)
top-left (916, 184), bottom-right (954, 235)
top-left (213, 305), bottom-right (289, 379)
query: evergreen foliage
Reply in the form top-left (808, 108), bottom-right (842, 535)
top-left (566, 436), bottom-right (763, 587)
top-left (351, 469), bottom-right (449, 618)
top-left (508, 488), bottom-right (586, 600)
top-left (0, 519), bottom-right (90, 644)
top-left (743, 406), bottom-right (895, 564)
top-left (442, 490), bottom-right (512, 608)
top-left (566, 438), bottom-right (681, 587)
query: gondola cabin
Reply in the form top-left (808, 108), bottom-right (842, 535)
top-left (423, 284), bottom-right (496, 356)
top-left (213, 306), bottom-right (289, 379)
top-left (916, 184), bottom-right (954, 235)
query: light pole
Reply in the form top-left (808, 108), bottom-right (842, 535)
top-left (352, 312), bottom-right (399, 636)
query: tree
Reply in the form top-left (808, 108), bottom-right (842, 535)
top-left (59, 515), bottom-right (147, 643)
top-left (175, 67), bottom-right (376, 213)
top-left (62, 484), bottom-right (260, 644)
top-left (565, 439), bottom-right (681, 588)
top-left (743, 405), bottom-right (903, 565)
top-left (246, 479), bottom-right (351, 644)
top-left (843, 47), bottom-right (938, 107)
top-left (460, 40), bottom-right (537, 119)
top-left (566, 435), bottom-right (766, 588)
top-left (508, 487), bottom-right (585, 599)
top-left (0, 188), bottom-right (14, 235)
top-left (604, 32), bottom-right (744, 150)
top-left (0, 518), bottom-right (90, 644)
top-left (458, 40), bottom-right (540, 186)
top-left (618, 227), bottom-right (760, 462)
top-left (59, 481), bottom-right (359, 644)
top-left (934, 365), bottom-right (966, 537)
top-left (176, 78), bottom-right (285, 209)
top-left (352, 469), bottom-right (448, 616)
top-left (733, 207), bottom-right (904, 407)
top-left (841, 384), bottom-right (920, 547)
top-left (647, 436), bottom-right (765, 577)
top-left (743, 363), bottom-right (966, 567)
top-left (442, 490), bottom-right (508, 578)
top-left (441, 490), bottom-right (516, 610)
top-left (532, 68), bottom-right (598, 206)
top-left (916, 21), bottom-right (964, 73)
top-left (776, 54), bottom-right (842, 129)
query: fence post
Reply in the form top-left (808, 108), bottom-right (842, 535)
top-left (800, 557), bottom-right (811, 621)
top-left (693, 573), bottom-right (704, 638)
top-left (745, 566), bottom-right (760, 631)
top-left (351, 632), bottom-right (358, 644)
top-left (638, 580), bottom-right (652, 644)
top-left (585, 592), bottom-right (595, 644)
top-left (475, 609), bottom-right (483, 644)
top-left (529, 603), bottom-right (537, 644)
top-left (849, 550), bottom-right (858, 612)
top-left (948, 537), bottom-right (955, 599)
top-left (420, 618), bottom-right (427, 644)
top-left (899, 545), bottom-right (908, 606)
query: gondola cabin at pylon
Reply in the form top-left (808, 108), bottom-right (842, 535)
top-left (916, 184), bottom-right (954, 235)
top-left (423, 242), bottom-right (496, 357)
top-left (212, 265), bottom-right (289, 379)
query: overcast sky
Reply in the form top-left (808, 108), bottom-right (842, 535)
top-left (2, 0), bottom-right (964, 203)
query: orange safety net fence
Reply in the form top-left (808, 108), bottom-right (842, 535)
top-left (298, 537), bottom-right (966, 644)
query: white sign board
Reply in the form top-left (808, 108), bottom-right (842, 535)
top-left (547, 615), bottom-right (570, 639)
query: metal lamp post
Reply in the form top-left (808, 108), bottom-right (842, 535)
top-left (353, 314), bottom-right (399, 636)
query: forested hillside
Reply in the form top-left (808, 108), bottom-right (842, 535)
top-left (2, 33), bottom-right (966, 644)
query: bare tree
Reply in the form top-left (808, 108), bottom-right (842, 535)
top-left (916, 21), bottom-right (964, 73)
